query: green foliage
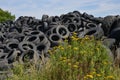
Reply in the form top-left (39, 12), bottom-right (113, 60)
top-left (8, 64), bottom-right (41, 80)
top-left (42, 36), bottom-right (115, 80)
top-left (0, 8), bottom-right (15, 23)
top-left (7, 36), bottom-right (120, 80)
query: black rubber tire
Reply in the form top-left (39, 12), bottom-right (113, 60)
top-left (62, 17), bottom-right (73, 24)
top-left (45, 26), bottom-right (56, 37)
top-left (102, 38), bottom-right (116, 49)
top-left (0, 51), bottom-right (8, 59)
top-left (86, 23), bottom-right (97, 29)
top-left (49, 25), bottom-right (69, 38)
top-left (6, 41), bottom-right (19, 51)
top-left (67, 23), bottom-right (78, 32)
top-left (54, 16), bottom-right (61, 22)
top-left (24, 33), bottom-right (48, 45)
top-left (18, 41), bottom-right (36, 52)
top-left (72, 17), bottom-right (81, 25)
top-left (49, 22), bottom-right (60, 26)
top-left (9, 26), bottom-right (19, 33)
top-left (22, 27), bottom-right (33, 36)
top-left (102, 45), bottom-right (114, 63)
top-left (36, 41), bottom-right (50, 54)
top-left (114, 47), bottom-right (120, 67)
top-left (19, 49), bottom-right (39, 64)
top-left (24, 35), bottom-right (40, 45)
top-left (42, 15), bottom-right (49, 22)
top-left (101, 16), bottom-right (117, 36)
top-left (7, 49), bottom-right (20, 63)
top-left (29, 30), bottom-right (43, 36)
top-left (3, 39), bottom-right (19, 44)
top-left (77, 29), bottom-right (87, 38)
top-left (86, 23), bottom-right (104, 39)
top-left (109, 27), bottom-right (120, 42)
top-left (109, 19), bottom-right (120, 33)
top-left (0, 59), bottom-right (10, 71)
top-left (56, 25), bottom-right (70, 39)
top-left (35, 24), bottom-right (46, 32)
top-left (78, 23), bottom-right (104, 39)
top-left (14, 33), bottom-right (25, 42)
top-left (39, 34), bottom-right (49, 45)
top-left (48, 33), bottom-right (62, 47)
top-left (0, 32), bottom-right (6, 43)
top-left (45, 30), bottom-right (52, 36)
top-left (43, 22), bottom-right (49, 30)
top-left (73, 11), bottom-right (82, 17)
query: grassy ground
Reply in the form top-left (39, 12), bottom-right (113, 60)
top-left (7, 35), bottom-right (120, 80)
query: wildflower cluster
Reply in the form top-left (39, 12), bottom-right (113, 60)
top-left (47, 35), bottom-right (115, 79)
top-left (8, 34), bottom-right (118, 80)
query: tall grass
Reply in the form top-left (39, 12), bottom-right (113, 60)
top-left (8, 35), bottom-right (120, 80)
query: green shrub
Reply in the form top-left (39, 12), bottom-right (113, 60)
top-left (0, 8), bottom-right (15, 23)
top-left (41, 36), bottom-right (115, 80)
top-left (8, 36), bottom-right (120, 80)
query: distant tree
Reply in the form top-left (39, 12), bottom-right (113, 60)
top-left (0, 8), bottom-right (15, 23)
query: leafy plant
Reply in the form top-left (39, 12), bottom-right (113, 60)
top-left (0, 8), bottom-right (15, 23)
top-left (8, 35), bottom-right (120, 80)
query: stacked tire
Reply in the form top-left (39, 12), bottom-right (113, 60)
top-left (0, 11), bottom-right (120, 79)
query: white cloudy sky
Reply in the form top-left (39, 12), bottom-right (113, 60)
top-left (0, 0), bottom-right (120, 19)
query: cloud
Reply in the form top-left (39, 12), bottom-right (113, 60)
top-left (85, 1), bottom-right (120, 16)
top-left (0, 0), bottom-right (119, 19)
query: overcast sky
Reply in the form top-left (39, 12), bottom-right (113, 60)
top-left (0, 0), bottom-right (120, 19)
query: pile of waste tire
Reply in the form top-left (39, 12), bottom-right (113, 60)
top-left (0, 10), bottom-right (120, 79)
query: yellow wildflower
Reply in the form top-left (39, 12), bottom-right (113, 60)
top-left (106, 76), bottom-right (115, 79)
top-left (91, 71), bottom-right (96, 75)
top-left (71, 36), bottom-right (78, 41)
top-left (101, 71), bottom-right (105, 75)
top-left (60, 57), bottom-right (67, 60)
top-left (73, 65), bottom-right (78, 68)
top-left (75, 62), bottom-right (79, 65)
top-left (62, 60), bottom-right (67, 62)
top-left (64, 39), bottom-right (68, 42)
top-left (84, 76), bottom-right (87, 79)
top-left (74, 38), bottom-right (78, 41)
top-left (84, 36), bottom-right (89, 40)
top-left (89, 52), bottom-right (94, 55)
top-left (71, 36), bottom-right (75, 39)
top-left (81, 51), bottom-right (87, 54)
top-left (73, 47), bottom-right (78, 50)
top-left (93, 69), bottom-right (96, 72)
top-left (67, 59), bottom-right (71, 62)
top-left (68, 63), bottom-right (71, 66)
top-left (96, 74), bottom-right (101, 77)
top-left (86, 74), bottom-right (94, 79)
top-left (97, 48), bottom-right (99, 51)
top-left (48, 50), bottom-right (52, 54)
top-left (62, 57), bottom-right (67, 60)
top-left (53, 46), bottom-right (57, 49)
top-left (103, 61), bottom-right (107, 65)
top-left (68, 45), bottom-right (71, 48)
top-left (73, 32), bottom-right (77, 35)
top-left (91, 61), bottom-right (94, 65)
top-left (60, 47), bottom-right (64, 50)
top-left (57, 45), bottom-right (64, 50)
top-left (57, 45), bottom-right (60, 48)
